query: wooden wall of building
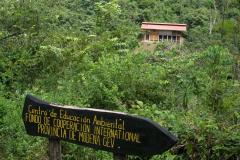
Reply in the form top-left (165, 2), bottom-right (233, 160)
top-left (142, 30), bottom-right (184, 44)
top-left (150, 31), bottom-right (159, 41)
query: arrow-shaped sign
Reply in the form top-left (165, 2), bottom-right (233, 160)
top-left (22, 95), bottom-right (177, 156)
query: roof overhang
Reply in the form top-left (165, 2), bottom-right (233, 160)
top-left (141, 22), bottom-right (187, 32)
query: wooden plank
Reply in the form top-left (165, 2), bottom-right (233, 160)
top-left (49, 138), bottom-right (61, 160)
top-left (113, 153), bottom-right (127, 160)
top-left (22, 94), bottom-right (177, 156)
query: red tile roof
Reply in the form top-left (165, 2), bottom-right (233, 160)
top-left (141, 22), bottom-right (187, 31)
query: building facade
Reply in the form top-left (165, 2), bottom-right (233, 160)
top-left (141, 22), bottom-right (187, 44)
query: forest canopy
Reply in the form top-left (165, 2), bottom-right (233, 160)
top-left (0, 0), bottom-right (239, 159)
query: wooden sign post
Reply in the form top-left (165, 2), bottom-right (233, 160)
top-left (22, 95), bottom-right (177, 159)
top-left (49, 138), bottom-right (61, 160)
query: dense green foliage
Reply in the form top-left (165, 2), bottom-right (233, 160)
top-left (0, 0), bottom-right (239, 159)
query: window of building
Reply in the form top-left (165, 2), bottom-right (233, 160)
top-left (168, 35), bottom-right (172, 41)
top-left (172, 36), bottom-right (176, 42)
top-left (159, 35), bottom-right (163, 41)
top-left (164, 35), bottom-right (167, 41)
top-left (157, 34), bottom-right (181, 43)
top-left (146, 34), bottom-right (150, 41)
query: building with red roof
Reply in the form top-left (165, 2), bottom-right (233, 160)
top-left (141, 22), bottom-right (187, 44)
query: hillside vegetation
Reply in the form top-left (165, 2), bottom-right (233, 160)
top-left (0, 0), bottom-right (240, 159)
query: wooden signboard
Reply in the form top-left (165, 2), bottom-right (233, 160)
top-left (22, 95), bottom-right (177, 156)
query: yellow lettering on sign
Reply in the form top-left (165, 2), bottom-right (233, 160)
top-left (37, 123), bottom-right (60, 137)
top-left (93, 115), bottom-right (125, 130)
top-left (60, 109), bottom-right (80, 122)
top-left (25, 113), bottom-right (42, 124)
top-left (93, 125), bottom-right (141, 143)
top-left (103, 137), bottom-right (115, 148)
top-left (28, 105), bottom-right (47, 116)
top-left (78, 132), bottom-right (101, 146)
top-left (25, 106), bottom-right (142, 148)
top-left (60, 128), bottom-right (67, 138)
top-left (124, 132), bottom-right (141, 143)
top-left (69, 130), bottom-right (76, 140)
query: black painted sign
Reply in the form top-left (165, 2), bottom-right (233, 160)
top-left (22, 95), bottom-right (177, 156)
